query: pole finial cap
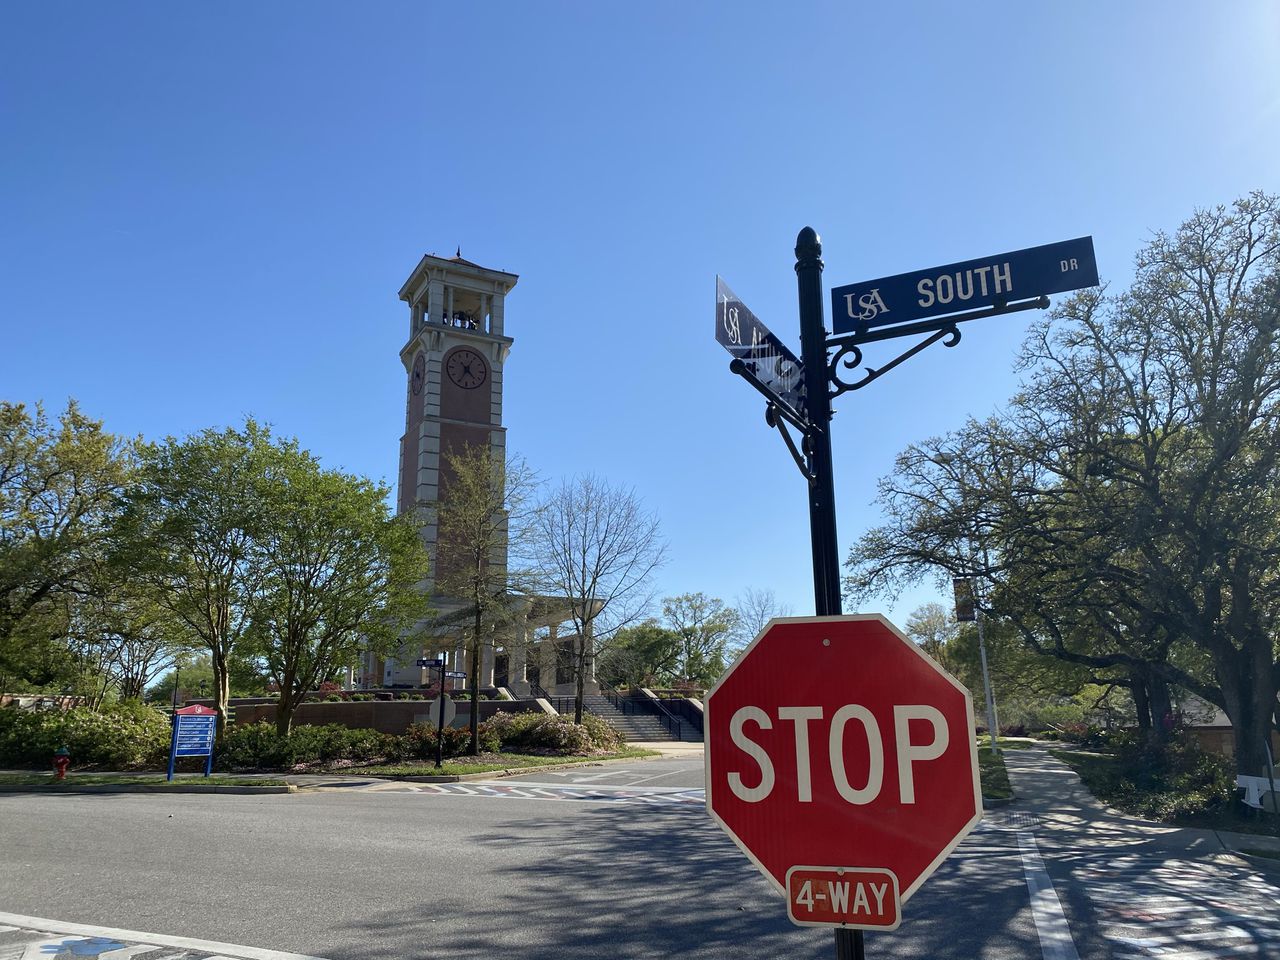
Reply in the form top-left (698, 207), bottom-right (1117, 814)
top-left (795, 226), bottom-right (822, 259)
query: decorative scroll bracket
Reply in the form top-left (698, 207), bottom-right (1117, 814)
top-left (825, 295), bottom-right (1049, 401)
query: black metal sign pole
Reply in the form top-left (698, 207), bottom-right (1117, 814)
top-left (795, 227), bottom-right (862, 960)
top-left (435, 665), bottom-right (447, 769)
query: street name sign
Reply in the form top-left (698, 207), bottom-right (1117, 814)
top-left (716, 276), bottom-right (805, 416)
top-left (704, 615), bottom-right (981, 930)
top-left (417, 657), bottom-right (444, 668)
top-left (830, 236), bottom-right (1098, 335)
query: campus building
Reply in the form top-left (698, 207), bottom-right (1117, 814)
top-left (358, 252), bottom-right (597, 696)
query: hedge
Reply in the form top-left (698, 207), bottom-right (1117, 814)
top-left (0, 701), bottom-right (171, 770)
top-left (1, 704), bottom-right (625, 772)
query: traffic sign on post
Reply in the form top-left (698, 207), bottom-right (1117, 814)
top-left (705, 615), bottom-right (981, 930)
top-left (830, 236), bottom-right (1098, 335)
top-left (716, 276), bottom-right (806, 418)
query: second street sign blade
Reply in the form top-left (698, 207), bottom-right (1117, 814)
top-left (830, 236), bottom-right (1099, 336)
top-left (716, 276), bottom-right (805, 415)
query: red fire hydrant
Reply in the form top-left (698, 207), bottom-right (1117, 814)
top-left (52, 746), bottom-right (70, 780)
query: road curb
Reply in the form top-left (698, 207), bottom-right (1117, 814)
top-left (0, 782), bottom-right (296, 795)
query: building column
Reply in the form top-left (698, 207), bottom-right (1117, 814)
top-left (508, 617), bottom-right (530, 696)
top-left (454, 645), bottom-right (467, 690)
top-left (480, 644), bottom-right (495, 689)
top-left (541, 627), bottom-right (559, 694)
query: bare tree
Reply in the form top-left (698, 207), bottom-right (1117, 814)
top-left (433, 445), bottom-right (540, 754)
top-left (732, 586), bottom-right (793, 653)
top-left (533, 474), bottom-right (665, 723)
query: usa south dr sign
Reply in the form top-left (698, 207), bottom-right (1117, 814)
top-left (830, 236), bottom-right (1098, 335)
top-left (704, 615), bottom-right (982, 930)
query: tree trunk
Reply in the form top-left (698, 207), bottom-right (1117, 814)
top-left (1132, 676), bottom-right (1152, 733)
top-left (1214, 638), bottom-right (1277, 779)
top-left (275, 691), bottom-right (294, 737)
top-left (469, 609), bottom-right (482, 755)
top-left (211, 650), bottom-right (231, 742)
top-left (574, 632), bottom-right (586, 725)
top-left (1147, 675), bottom-right (1173, 745)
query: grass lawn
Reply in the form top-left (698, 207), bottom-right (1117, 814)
top-left (1050, 747), bottom-right (1280, 837)
top-left (978, 746), bottom-right (1013, 801)
top-left (987, 737), bottom-right (1036, 749)
top-left (351, 747), bottom-right (661, 777)
top-left (0, 773), bottom-right (289, 787)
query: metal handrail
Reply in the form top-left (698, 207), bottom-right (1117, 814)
top-left (601, 682), bottom-right (685, 740)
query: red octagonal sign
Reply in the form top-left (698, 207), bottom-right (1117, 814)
top-left (705, 615), bottom-right (981, 926)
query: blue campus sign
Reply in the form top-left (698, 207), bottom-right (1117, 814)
top-left (168, 704), bottom-right (217, 779)
top-left (830, 237), bottom-right (1099, 336)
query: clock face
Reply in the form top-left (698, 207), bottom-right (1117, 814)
top-left (446, 348), bottom-right (488, 389)
top-left (411, 353), bottom-right (425, 396)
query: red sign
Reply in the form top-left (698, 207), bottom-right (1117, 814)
top-left (786, 867), bottom-right (900, 930)
top-left (704, 615), bottom-right (981, 927)
top-left (174, 704), bottom-right (218, 716)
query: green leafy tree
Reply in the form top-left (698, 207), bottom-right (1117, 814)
top-left (0, 400), bottom-right (134, 690)
top-left (848, 192), bottom-right (1280, 773)
top-left (121, 420), bottom-right (283, 739)
top-left (903, 602), bottom-right (958, 670)
top-left (149, 651), bottom-right (268, 705)
top-left (661, 592), bottom-right (738, 686)
top-left (247, 448), bottom-right (431, 735)
top-left (598, 620), bottom-right (681, 687)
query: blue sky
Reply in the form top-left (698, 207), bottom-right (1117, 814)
top-left (3, 2), bottom-right (1278, 628)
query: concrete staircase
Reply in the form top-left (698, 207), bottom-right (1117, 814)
top-left (581, 693), bottom-right (702, 743)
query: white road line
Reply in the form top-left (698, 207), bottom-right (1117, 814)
top-left (0, 913), bottom-right (329, 960)
top-left (479, 780), bottom-right (698, 794)
top-left (98, 946), bottom-right (164, 959)
top-left (1017, 832), bottom-right (1081, 960)
top-left (624, 769), bottom-right (698, 785)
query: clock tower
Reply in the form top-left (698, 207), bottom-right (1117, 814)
top-left (376, 252), bottom-right (518, 687)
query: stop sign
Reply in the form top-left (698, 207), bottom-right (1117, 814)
top-left (705, 615), bottom-right (981, 919)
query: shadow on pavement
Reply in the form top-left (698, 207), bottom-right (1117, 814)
top-left (329, 804), bottom-right (1041, 960)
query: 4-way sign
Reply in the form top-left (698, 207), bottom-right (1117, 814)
top-left (705, 615), bottom-right (982, 930)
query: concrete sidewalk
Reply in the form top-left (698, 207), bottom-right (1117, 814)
top-left (1001, 744), bottom-right (1280, 863)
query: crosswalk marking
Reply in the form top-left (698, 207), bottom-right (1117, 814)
top-left (379, 781), bottom-right (707, 804)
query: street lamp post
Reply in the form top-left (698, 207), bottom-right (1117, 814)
top-left (954, 575), bottom-right (1000, 755)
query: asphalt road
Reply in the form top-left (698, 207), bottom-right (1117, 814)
top-left (1, 750), bottom-right (1277, 960)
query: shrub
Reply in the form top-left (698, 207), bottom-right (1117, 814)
top-left (217, 723), bottom-right (392, 770)
top-left (391, 722), bottom-right (500, 761)
top-left (0, 701), bottom-right (171, 770)
top-left (484, 711), bottom-right (621, 754)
